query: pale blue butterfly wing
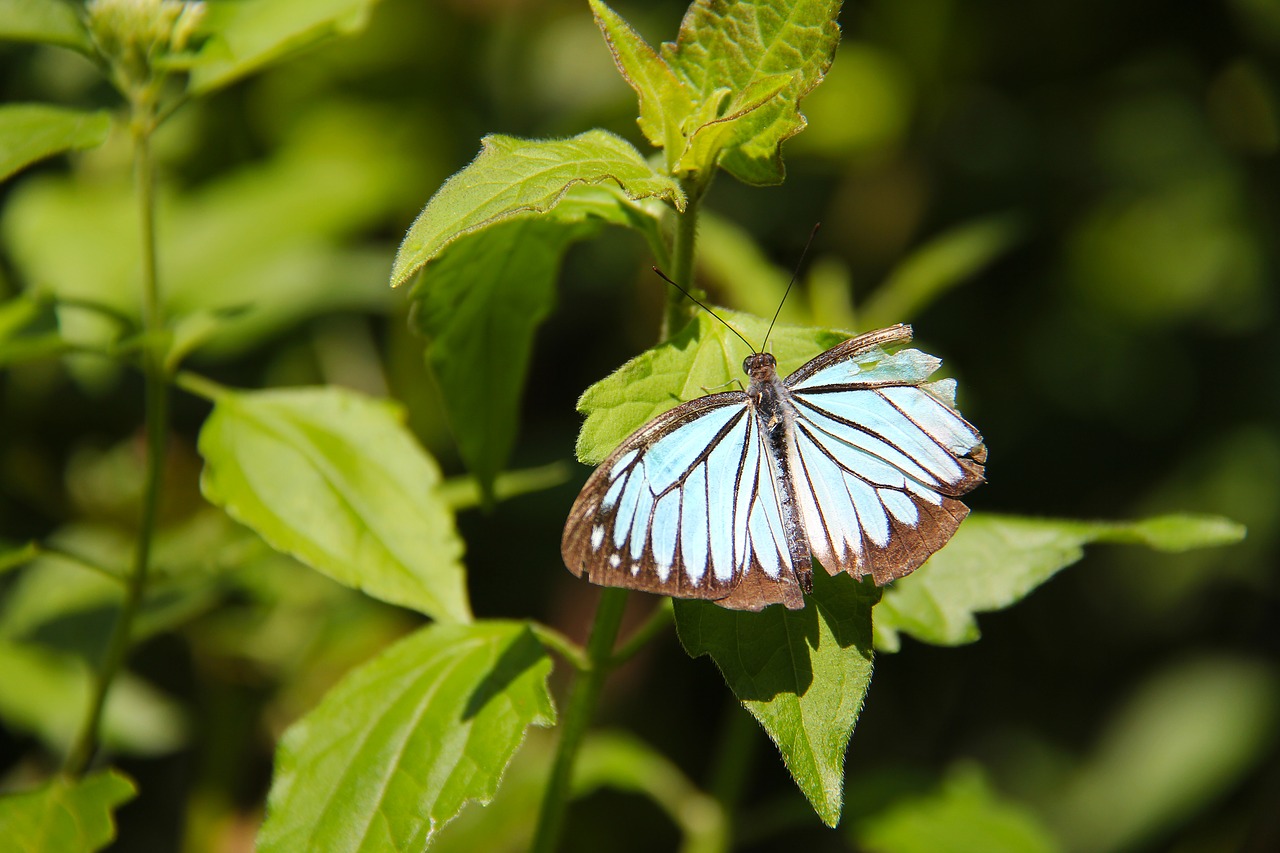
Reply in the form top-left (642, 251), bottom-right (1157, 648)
top-left (562, 323), bottom-right (985, 610)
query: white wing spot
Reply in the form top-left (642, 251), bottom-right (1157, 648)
top-left (590, 525), bottom-right (604, 550)
top-left (608, 553), bottom-right (621, 568)
top-left (630, 561), bottom-right (642, 576)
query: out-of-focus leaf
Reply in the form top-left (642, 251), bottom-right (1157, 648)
top-left (256, 621), bottom-right (555, 853)
top-left (573, 731), bottom-right (728, 853)
top-left (854, 765), bottom-right (1059, 853)
top-left (197, 386), bottom-right (471, 623)
top-left (661, 0), bottom-right (843, 185)
top-left (675, 570), bottom-right (878, 827)
top-left (874, 513), bottom-right (1247, 652)
top-left (1046, 656), bottom-right (1279, 853)
top-left (573, 309), bottom-right (851, 465)
top-left (695, 212), bottom-right (811, 324)
top-left (189, 0), bottom-right (381, 93)
top-left (438, 462), bottom-right (572, 512)
top-left (0, 639), bottom-right (187, 755)
top-left (791, 43), bottom-right (913, 159)
top-left (0, 770), bottom-right (136, 853)
top-left (391, 130), bottom-right (683, 287)
top-left (0, 105), bottom-right (110, 183)
top-left (0, 542), bottom-right (39, 575)
top-left (861, 214), bottom-right (1022, 329)
top-left (0, 0), bottom-right (92, 52)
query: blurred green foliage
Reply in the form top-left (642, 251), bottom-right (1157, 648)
top-left (0, 0), bottom-right (1276, 851)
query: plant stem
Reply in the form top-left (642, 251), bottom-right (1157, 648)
top-left (661, 179), bottom-right (704, 340)
top-left (530, 587), bottom-right (628, 853)
top-left (64, 106), bottom-right (168, 777)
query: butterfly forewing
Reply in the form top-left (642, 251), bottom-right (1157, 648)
top-left (561, 393), bottom-right (803, 610)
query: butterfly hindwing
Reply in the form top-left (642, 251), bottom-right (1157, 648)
top-left (562, 393), bottom-right (804, 610)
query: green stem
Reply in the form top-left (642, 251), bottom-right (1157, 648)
top-left (661, 179), bottom-right (704, 340)
top-left (530, 587), bottom-right (629, 853)
top-left (611, 598), bottom-right (673, 667)
top-left (706, 698), bottom-right (758, 824)
top-left (63, 104), bottom-right (167, 777)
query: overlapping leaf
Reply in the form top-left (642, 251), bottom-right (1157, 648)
top-left (0, 105), bottom-right (111, 183)
top-left (675, 569), bottom-right (877, 826)
top-left (0, 770), bottom-right (136, 853)
top-left (874, 513), bottom-right (1247, 651)
top-left (391, 130), bottom-right (684, 287)
top-left (197, 386), bottom-right (471, 623)
top-left (256, 620), bottom-right (555, 853)
top-left (0, 0), bottom-right (92, 52)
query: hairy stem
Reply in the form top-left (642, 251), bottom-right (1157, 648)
top-left (530, 587), bottom-right (628, 853)
top-left (661, 179), bottom-right (704, 340)
top-left (64, 104), bottom-right (168, 777)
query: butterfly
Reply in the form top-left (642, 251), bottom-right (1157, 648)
top-left (561, 321), bottom-right (986, 611)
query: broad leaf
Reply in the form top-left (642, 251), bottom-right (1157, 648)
top-left (874, 513), bottom-right (1247, 651)
top-left (197, 386), bottom-right (471, 623)
top-left (391, 130), bottom-right (684, 287)
top-left (0, 770), bottom-right (136, 853)
top-left (413, 186), bottom-right (659, 503)
top-left (674, 73), bottom-right (795, 176)
top-left (574, 308), bottom-right (850, 464)
top-left (854, 765), bottom-right (1058, 853)
top-left (188, 0), bottom-right (381, 93)
top-left (0, 639), bottom-right (186, 755)
top-left (0, 105), bottom-right (110, 183)
top-left (256, 620), bottom-right (555, 853)
top-left (0, 0), bottom-right (92, 52)
top-left (675, 569), bottom-right (877, 826)
top-left (661, 0), bottom-right (843, 185)
top-left (590, 0), bottom-right (693, 162)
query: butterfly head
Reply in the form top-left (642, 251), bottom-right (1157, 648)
top-left (743, 352), bottom-right (778, 382)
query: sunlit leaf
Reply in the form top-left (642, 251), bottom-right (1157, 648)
top-left (0, 639), bottom-right (187, 755)
top-left (854, 764), bottom-right (1059, 853)
top-left (256, 620), bottom-right (555, 853)
top-left (0, 0), bottom-right (92, 52)
top-left (675, 570), bottom-right (878, 826)
top-left (188, 0), bottom-right (382, 93)
top-left (0, 770), bottom-right (136, 853)
top-left (874, 513), bottom-right (1247, 651)
top-left (197, 386), bottom-right (471, 623)
top-left (0, 105), bottom-right (110, 183)
top-left (573, 308), bottom-right (849, 465)
top-left (1046, 656), bottom-right (1279, 853)
top-left (391, 130), bottom-right (684, 287)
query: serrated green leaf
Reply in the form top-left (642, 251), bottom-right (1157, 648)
top-left (861, 215), bottom-right (1023, 329)
top-left (1048, 656), bottom-right (1279, 853)
top-left (0, 0), bottom-right (92, 52)
top-left (661, 0), bottom-right (843, 185)
top-left (412, 187), bottom-right (652, 503)
top-left (574, 308), bottom-right (850, 465)
top-left (874, 513), bottom-right (1247, 651)
top-left (391, 130), bottom-right (684, 287)
top-left (590, 0), bottom-right (694, 162)
top-left (0, 770), bottom-right (136, 853)
top-left (0, 639), bottom-right (187, 755)
top-left (854, 764), bottom-right (1059, 853)
top-left (675, 569), bottom-right (877, 826)
top-left (197, 386), bottom-right (471, 623)
top-left (256, 620), bottom-right (555, 853)
top-left (674, 72), bottom-right (795, 176)
top-left (188, 0), bottom-right (381, 93)
top-left (0, 105), bottom-right (111, 183)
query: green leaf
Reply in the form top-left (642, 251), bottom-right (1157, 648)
top-left (854, 764), bottom-right (1059, 853)
top-left (256, 620), bottom-right (555, 853)
top-left (661, 0), bottom-right (843, 185)
top-left (589, 0), bottom-right (694, 162)
top-left (0, 541), bottom-right (39, 575)
top-left (188, 0), bottom-right (381, 93)
top-left (0, 770), bottom-right (136, 853)
top-left (874, 513), bottom-right (1247, 652)
top-left (196, 386), bottom-right (471, 623)
top-left (0, 0), bottom-right (92, 52)
top-left (0, 639), bottom-right (187, 755)
top-left (574, 308), bottom-right (850, 465)
top-left (674, 73), bottom-right (795, 176)
top-left (675, 569), bottom-right (878, 827)
top-left (411, 189), bottom-right (645, 503)
top-left (861, 215), bottom-right (1023, 329)
top-left (0, 105), bottom-right (111, 183)
top-left (391, 130), bottom-right (684, 287)
top-left (1046, 656), bottom-right (1279, 853)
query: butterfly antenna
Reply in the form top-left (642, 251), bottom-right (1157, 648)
top-left (761, 222), bottom-right (822, 351)
top-left (651, 266), bottom-right (756, 352)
